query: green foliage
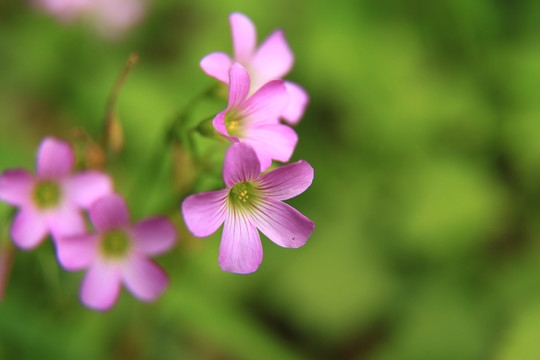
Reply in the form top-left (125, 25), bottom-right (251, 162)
top-left (1, 0), bottom-right (540, 358)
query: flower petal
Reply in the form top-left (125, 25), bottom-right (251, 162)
top-left (212, 111), bottom-right (232, 140)
top-left (11, 209), bottom-right (48, 250)
top-left (132, 217), bottom-right (177, 255)
top-left (250, 30), bottom-right (294, 89)
top-left (47, 206), bottom-right (86, 240)
top-left (243, 124), bottom-right (298, 171)
top-left (182, 189), bottom-right (228, 237)
top-left (242, 80), bottom-right (289, 125)
top-left (89, 194), bottom-right (130, 231)
top-left (0, 169), bottom-right (34, 206)
top-left (281, 81), bottom-right (309, 125)
top-left (223, 143), bottom-right (261, 187)
top-left (230, 12), bottom-right (257, 63)
top-left (251, 198), bottom-right (314, 248)
top-left (259, 160), bottom-right (314, 200)
top-left (37, 137), bottom-right (75, 179)
top-left (219, 209), bottom-right (262, 274)
top-left (122, 256), bottom-right (169, 302)
top-left (64, 171), bottom-right (113, 209)
top-left (56, 234), bottom-right (98, 271)
top-left (228, 63), bottom-right (251, 108)
top-left (81, 262), bottom-right (121, 311)
top-left (200, 52), bottom-right (232, 84)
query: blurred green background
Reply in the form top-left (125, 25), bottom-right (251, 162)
top-left (2, 0), bottom-right (540, 359)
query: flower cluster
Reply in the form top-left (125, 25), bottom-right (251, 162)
top-left (0, 12), bottom-right (314, 310)
top-left (182, 13), bottom-right (314, 274)
top-left (0, 137), bottom-right (177, 311)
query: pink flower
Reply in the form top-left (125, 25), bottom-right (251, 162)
top-left (91, 0), bottom-right (145, 38)
top-left (200, 12), bottom-right (309, 125)
top-left (56, 194), bottom-right (177, 311)
top-left (34, 0), bottom-right (145, 38)
top-left (0, 137), bottom-right (113, 250)
top-left (182, 143), bottom-right (314, 274)
top-left (34, 0), bottom-right (92, 21)
top-left (213, 63), bottom-right (298, 171)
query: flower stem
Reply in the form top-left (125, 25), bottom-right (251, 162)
top-left (126, 83), bottom-right (219, 210)
top-left (0, 208), bottom-right (17, 302)
top-left (102, 53), bottom-right (139, 156)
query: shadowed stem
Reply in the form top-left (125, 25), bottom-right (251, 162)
top-left (0, 208), bottom-right (16, 302)
top-left (102, 53), bottom-right (139, 156)
top-left (0, 245), bottom-right (14, 302)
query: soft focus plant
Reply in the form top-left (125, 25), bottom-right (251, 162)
top-left (0, 11), bottom-right (312, 310)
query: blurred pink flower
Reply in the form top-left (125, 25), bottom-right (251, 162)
top-left (182, 143), bottom-right (314, 274)
top-left (0, 137), bottom-right (113, 250)
top-left (200, 12), bottom-right (309, 125)
top-left (34, 0), bottom-right (145, 38)
top-left (56, 194), bottom-right (177, 311)
top-left (213, 63), bottom-right (298, 171)
top-left (36, 0), bottom-right (93, 21)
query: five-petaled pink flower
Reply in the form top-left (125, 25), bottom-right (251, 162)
top-left (56, 193), bottom-right (177, 311)
top-left (0, 137), bottom-right (113, 250)
top-left (182, 143), bottom-right (314, 274)
top-left (213, 63), bottom-right (298, 172)
top-left (200, 12), bottom-right (309, 125)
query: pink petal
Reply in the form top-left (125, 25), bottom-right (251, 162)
top-left (219, 209), bottom-right (263, 274)
top-left (223, 143), bottom-right (261, 187)
top-left (259, 160), bottom-right (314, 200)
top-left (122, 255), bottom-right (169, 302)
top-left (230, 12), bottom-right (257, 63)
top-left (81, 262), bottom-right (122, 311)
top-left (212, 111), bottom-right (233, 140)
top-left (251, 198), bottom-right (314, 248)
top-left (250, 30), bottom-right (294, 89)
top-left (11, 209), bottom-right (48, 250)
top-left (64, 171), bottom-right (113, 209)
top-left (89, 194), bottom-right (130, 231)
top-left (47, 206), bottom-right (86, 240)
top-left (56, 233), bottom-right (97, 271)
top-left (37, 137), bottom-right (75, 179)
top-left (181, 189), bottom-right (228, 237)
top-left (200, 52), bottom-right (232, 84)
top-left (132, 217), bottom-right (177, 255)
top-left (228, 63), bottom-right (251, 108)
top-left (243, 124), bottom-right (298, 171)
top-left (242, 80), bottom-right (289, 125)
top-left (0, 169), bottom-right (34, 206)
top-left (281, 81), bottom-right (309, 125)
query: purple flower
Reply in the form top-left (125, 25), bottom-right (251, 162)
top-left (200, 12), bottom-right (309, 125)
top-left (34, 0), bottom-right (92, 21)
top-left (182, 143), bottom-right (314, 274)
top-left (56, 194), bottom-right (177, 311)
top-left (213, 63), bottom-right (298, 171)
top-left (0, 137), bottom-right (113, 250)
top-left (34, 0), bottom-right (145, 38)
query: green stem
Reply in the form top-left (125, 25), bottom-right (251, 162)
top-left (102, 53), bottom-right (139, 156)
top-left (126, 83), bottom-right (219, 209)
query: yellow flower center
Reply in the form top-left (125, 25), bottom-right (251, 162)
top-left (33, 181), bottom-right (61, 209)
top-left (225, 111), bottom-right (244, 137)
top-left (100, 230), bottom-right (131, 259)
top-left (229, 181), bottom-right (260, 209)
